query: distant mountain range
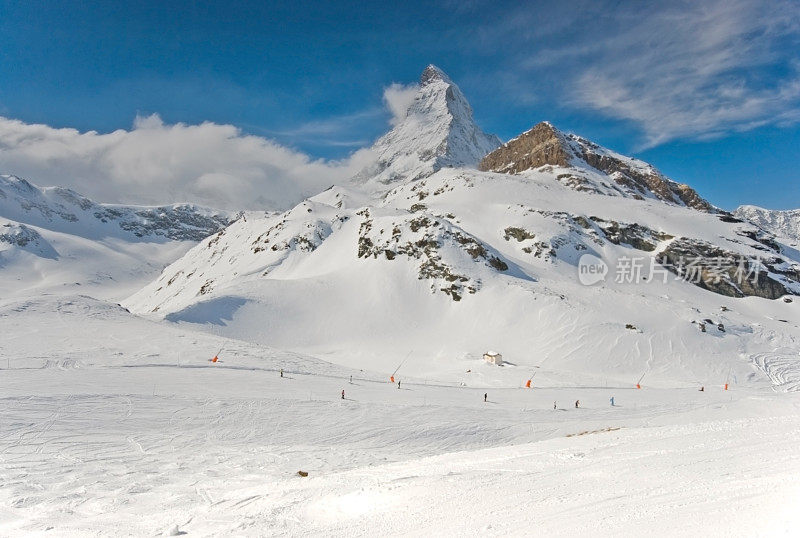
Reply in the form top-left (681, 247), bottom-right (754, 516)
top-left (112, 65), bottom-right (800, 390)
top-left (0, 173), bottom-right (234, 300)
top-left (734, 205), bottom-right (800, 245)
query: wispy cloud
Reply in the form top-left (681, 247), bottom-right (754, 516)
top-left (471, 0), bottom-right (800, 147)
top-left (265, 81), bottom-right (420, 145)
top-left (262, 107), bottom-right (383, 148)
top-left (569, 0), bottom-right (800, 147)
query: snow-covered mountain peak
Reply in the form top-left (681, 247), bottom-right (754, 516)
top-left (479, 122), bottom-right (714, 212)
top-left (419, 64), bottom-right (451, 86)
top-left (735, 205), bottom-right (800, 245)
top-left (352, 65), bottom-right (501, 187)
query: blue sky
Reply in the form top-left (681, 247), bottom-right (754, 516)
top-left (0, 0), bottom-right (798, 210)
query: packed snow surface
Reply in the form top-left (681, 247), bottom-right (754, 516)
top-left (1, 295), bottom-right (799, 537)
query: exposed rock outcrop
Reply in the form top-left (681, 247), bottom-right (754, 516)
top-left (478, 122), bottom-right (572, 173)
top-left (479, 122), bottom-right (713, 212)
top-left (657, 238), bottom-right (799, 299)
top-left (357, 212), bottom-right (510, 301)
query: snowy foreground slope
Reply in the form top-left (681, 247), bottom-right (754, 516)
top-left (1, 295), bottom-right (799, 536)
top-left (125, 168), bottom-right (800, 391)
top-left (0, 174), bottom-right (233, 299)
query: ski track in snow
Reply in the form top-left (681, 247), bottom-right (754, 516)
top-left (752, 351), bottom-right (800, 392)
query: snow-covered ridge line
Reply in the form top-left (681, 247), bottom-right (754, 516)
top-left (0, 173), bottom-right (234, 242)
top-left (735, 204), bottom-right (800, 245)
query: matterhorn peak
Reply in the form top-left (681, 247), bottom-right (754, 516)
top-left (352, 65), bottom-right (501, 187)
top-left (420, 64), bottom-right (452, 86)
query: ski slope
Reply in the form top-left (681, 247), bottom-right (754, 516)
top-left (1, 294), bottom-right (799, 536)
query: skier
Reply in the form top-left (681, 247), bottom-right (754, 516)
top-left (575, 400), bottom-right (580, 408)
top-left (397, 380), bottom-right (401, 389)
top-left (484, 393), bottom-right (487, 403)
top-left (341, 389), bottom-right (345, 400)
top-left (553, 401), bottom-right (557, 410)
top-left (349, 375), bottom-right (352, 384)
top-left (280, 368), bottom-right (283, 378)
top-left (699, 386), bottom-right (704, 392)
top-left (610, 396), bottom-right (615, 407)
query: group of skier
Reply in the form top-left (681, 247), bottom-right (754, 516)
top-left (279, 370), bottom-right (619, 408)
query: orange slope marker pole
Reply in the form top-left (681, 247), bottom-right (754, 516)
top-left (636, 372), bottom-right (646, 389)
top-left (525, 357), bottom-right (546, 389)
top-left (525, 370), bottom-right (538, 389)
top-left (390, 351), bottom-right (412, 384)
top-left (211, 346), bottom-right (223, 364)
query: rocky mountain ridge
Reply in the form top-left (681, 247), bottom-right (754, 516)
top-left (479, 122), bottom-right (713, 211)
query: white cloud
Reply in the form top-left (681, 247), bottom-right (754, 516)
top-left (0, 77), bottom-right (425, 210)
top-left (0, 114), bottom-right (376, 210)
top-left (383, 83), bottom-right (419, 125)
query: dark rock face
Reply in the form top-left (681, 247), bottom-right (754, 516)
top-left (1, 174), bottom-right (233, 242)
top-left (479, 122), bottom-right (571, 174)
top-left (94, 205), bottom-right (233, 241)
top-left (420, 64), bottom-right (451, 86)
top-left (0, 222), bottom-right (42, 247)
top-left (356, 212), bottom-right (509, 301)
top-left (574, 142), bottom-right (713, 212)
top-left (590, 218), bottom-right (673, 252)
top-left (479, 122), bottom-right (713, 212)
top-left (657, 238), bottom-right (799, 299)
top-left (718, 213), bottom-right (745, 223)
top-left (503, 227), bottom-right (537, 242)
top-left (0, 221), bottom-right (59, 259)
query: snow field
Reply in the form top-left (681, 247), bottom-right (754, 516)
top-left (1, 295), bottom-right (799, 536)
